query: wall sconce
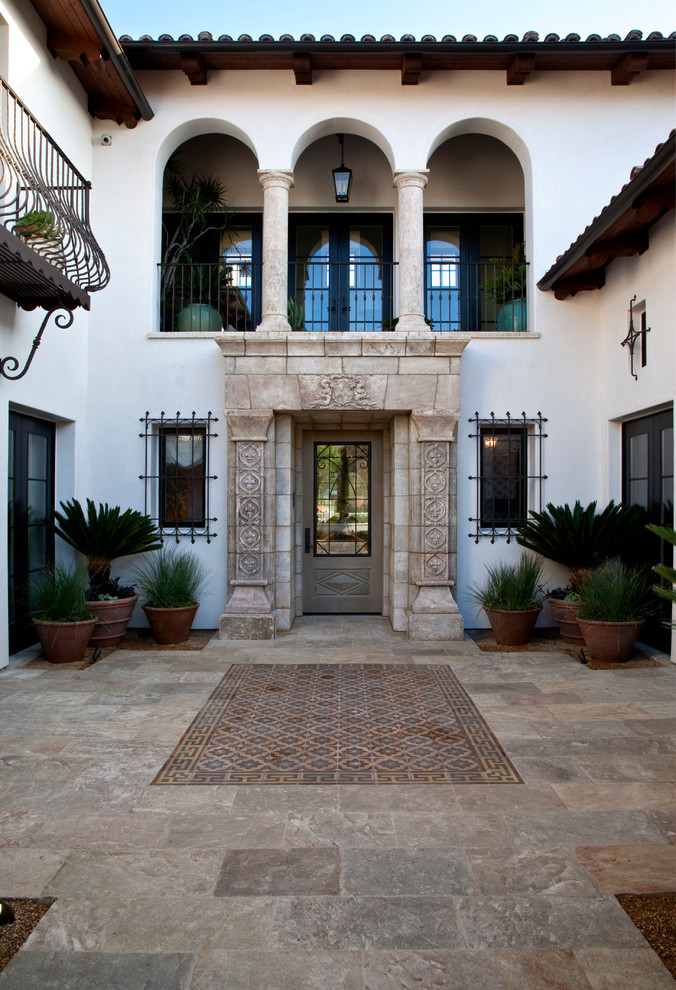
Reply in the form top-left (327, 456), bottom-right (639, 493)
top-left (621, 295), bottom-right (650, 380)
top-left (483, 436), bottom-right (498, 448)
top-left (332, 134), bottom-right (352, 203)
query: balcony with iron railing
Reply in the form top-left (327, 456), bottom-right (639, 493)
top-left (157, 257), bottom-right (529, 333)
top-left (0, 76), bottom-right (110, 311)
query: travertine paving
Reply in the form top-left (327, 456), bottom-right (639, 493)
top-left (0, 617), bottom-right (674, 989)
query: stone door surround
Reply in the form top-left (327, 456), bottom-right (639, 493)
top-left (217, 331), bottom-right (469, 640)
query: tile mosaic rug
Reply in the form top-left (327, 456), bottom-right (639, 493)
top-left (153, 664), bottom-right (522, 785)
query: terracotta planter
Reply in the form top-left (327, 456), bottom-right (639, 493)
top-left (484, 607), bottom-right (541, 646)
top-left (32, 618), bottom-right (98, 664)
top-left (577, 618), bottom-right (645, 663)
top-left (87, 595), bottom-right (138, 648)
top-left (143, 604), bottom-right (199, 645)
top-left (547, 597), bottom-right (585, 646)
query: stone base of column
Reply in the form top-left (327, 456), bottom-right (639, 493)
top-left (220, 581), bottom-right (275, 640)
top-left (394, 314), bottom-right (432, 334)
top-left (256, 315), bottom-right (292, 333)
top-left (408, 582), bottom-right (464, 640)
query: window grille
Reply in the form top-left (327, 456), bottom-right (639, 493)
top-left (468, 411), bottom-right (547, 543)
top-left (140, 411), bottom-right (218, 542)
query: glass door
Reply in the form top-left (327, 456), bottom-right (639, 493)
top-left (623, 408), bottom-right (673, 651)
top-left (8, 412), bottom-right (55, 652)
top-left (291, 216), bottom-right (392, 332)
top-left (303, 434), bottom-right (382, 613)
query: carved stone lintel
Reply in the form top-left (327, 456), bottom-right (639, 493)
top-left (310, 374), bottom-right (376, 409)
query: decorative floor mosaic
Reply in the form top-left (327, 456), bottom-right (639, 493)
top-left (153, 664), bottom-right (523, 785)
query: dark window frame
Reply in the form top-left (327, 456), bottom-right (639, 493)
top-left (468, 411), bottom-right (547, 543)
top-left (140, 411), bottom-right (218, 543)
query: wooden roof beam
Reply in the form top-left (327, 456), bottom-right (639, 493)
top-left (553, 269), bottom-right (606, 300)
top-left (293, 53), bottom-right (312, 84)
top-left (401, 54), bottom-right (422, 85)
top-left (507, 54), bottom-right (535, 85)
top-left (88, 96), bottom-right (140, 128)
top-left (611, 53), bottom-right (649, 85)
top-left (585, 230), bottom-right (650, 267)
top-left (180, 55), bottom-right (207, 85)
top-left (47, 30), bottom-right (103, 65)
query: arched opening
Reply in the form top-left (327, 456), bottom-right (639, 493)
top-left (425, 133), bottom-right (527, 332)
top-left (289, 134), bottom-right (394, 332)
top-left (159, 133), bottom-right (261, 333)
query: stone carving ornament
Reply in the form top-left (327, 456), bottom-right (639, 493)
top-left (235, 440), bottom-right (264, 580)
top-left (422, 441), bottom-right (450, 579)
top-left (311, 374), bottom-right (376, 409)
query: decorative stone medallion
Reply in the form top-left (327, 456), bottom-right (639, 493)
top-left (311, 375), bottom-right (376, 409)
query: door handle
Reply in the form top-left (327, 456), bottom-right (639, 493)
top-left (305, 528), bottom-right (311, 553)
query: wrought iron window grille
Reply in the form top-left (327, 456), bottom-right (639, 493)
top-left (468, 411), bottom-right (547, 543)
top-left (139, 412), bottom-right (218, 543)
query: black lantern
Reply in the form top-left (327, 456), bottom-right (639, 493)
top-left (332, 134), bottom-right (352, 202)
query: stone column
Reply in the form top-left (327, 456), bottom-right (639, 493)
top-left (408, 409), bottom-right (463, 640)
top-left (393, 170), bottom-right (429, 333)
top-left (257, 170), bottom-right (294, 333)
top-left (220, 409), bottom-right (276, 640)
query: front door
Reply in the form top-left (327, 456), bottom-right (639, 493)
top-left (8, 411), bottom-right (55, 653)
top-left (303, 433), bottom-right (382, 613)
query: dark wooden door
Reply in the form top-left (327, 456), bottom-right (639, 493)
top-left (8, 412), bottom-right (55, 653)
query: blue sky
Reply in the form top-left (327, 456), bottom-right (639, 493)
top-left (102, 0), bottom-right (674, 41)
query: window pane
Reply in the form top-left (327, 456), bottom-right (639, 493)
top-left (161, 431), bottom-right (206, 526)
top-left (480, 428), bottom-right (526, 527)
top-left (629, 433), bottom-right (649, 479)
top-left (426, 228), bottom-right (460, 332)
top-left (314, 443), bottom-right (370, 556)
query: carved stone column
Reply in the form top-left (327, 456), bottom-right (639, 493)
top-left (408, 409), bottom-right (463, 640)
top-left (257, 170), bottom-right (294, 333)
top-left (393, 170), bottom-right (429, 334)
top-left (220, 409), bottom-right (275, 640)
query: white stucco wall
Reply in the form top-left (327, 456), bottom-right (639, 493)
top-left (0, 1), bottom-right (98, 667)
top-left (2, 25), bottom-right (673, 654)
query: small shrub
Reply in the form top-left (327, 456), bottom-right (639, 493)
top-left (30, 564), bottom-right (93, 622)
top-left (133, 547), bottom-right (207, 609)
top-left (470, 555), bottom-right (545, 612)
top-left (577, 561), bottom-right (650, 623)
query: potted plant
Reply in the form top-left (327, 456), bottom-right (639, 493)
top-left (480, 242), bottom-right (527, 332)
top-left (133, 546), bottom-right (207, 645)
top-left (49, 499), bottom-right (162, 647)
top-left (469, 553), bottom-right (545, 645)
top-left (30, 563), bottom-right (97, 663)
top-left (576, 561), bottom-right (650, 662)
top-left (13, 209), bottom-right (63, 242)
top-left (516, 500), bottom-right (648, 645)
top-left (647, 523), bottom-right (676, 631)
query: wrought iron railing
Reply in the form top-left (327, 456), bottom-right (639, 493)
top-left (426, 259), bottom-right (529, 332)
top-left (0, 76), bottom-right (109, 292)
top-left (159, 261), bottom-right (260, 332)
top-left (290, 260), bottom-right (396, 333)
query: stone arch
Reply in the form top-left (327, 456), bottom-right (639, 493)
top-left (426, 118), bottom-right (531, 181)
top-left (291, 118), bottom-right (395, 173)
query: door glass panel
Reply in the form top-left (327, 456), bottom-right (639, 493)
top-left (314, 442), bottom-right (370, 556)
top-left (629, 433), bottom-right (649, 479)
top-left (349, 227), bottom-right (383, 332)
top-left (28, 433), bottom-right (47, 479)
top-left (426, 227), bottom-right (460, 332)
top-left (295, 226), bottom-right (330, 332)
top-left (221, 228), bottom-right (253, 330)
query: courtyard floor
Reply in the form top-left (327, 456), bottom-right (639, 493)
top-left (0, 617), bottom-right (674, 989)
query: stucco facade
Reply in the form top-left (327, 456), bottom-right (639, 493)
top-left (1, 2), bottom-right (674, 663)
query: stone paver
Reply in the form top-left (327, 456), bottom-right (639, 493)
top-left (0, 616), bottom-right (674, 989)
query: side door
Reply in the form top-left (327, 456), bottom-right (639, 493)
top-left (8, 412), bottom-right (55, 652)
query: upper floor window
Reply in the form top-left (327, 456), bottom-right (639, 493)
top-left (425, 214), bottom-right (526, 332)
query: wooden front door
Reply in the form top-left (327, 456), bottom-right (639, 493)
top-left (302, 433), bottom-right (382, 613)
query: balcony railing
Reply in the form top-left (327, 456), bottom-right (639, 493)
top-left (159, 261), bottom-right (261, 332)
top-left (0, 76), bottom-right (110, 305)
top-left (290, 260), bottom-right (395, 333)
top-left (426, 259), bottom-right (529, 332)
top-left (158, 258), bottom-right (529, 333)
